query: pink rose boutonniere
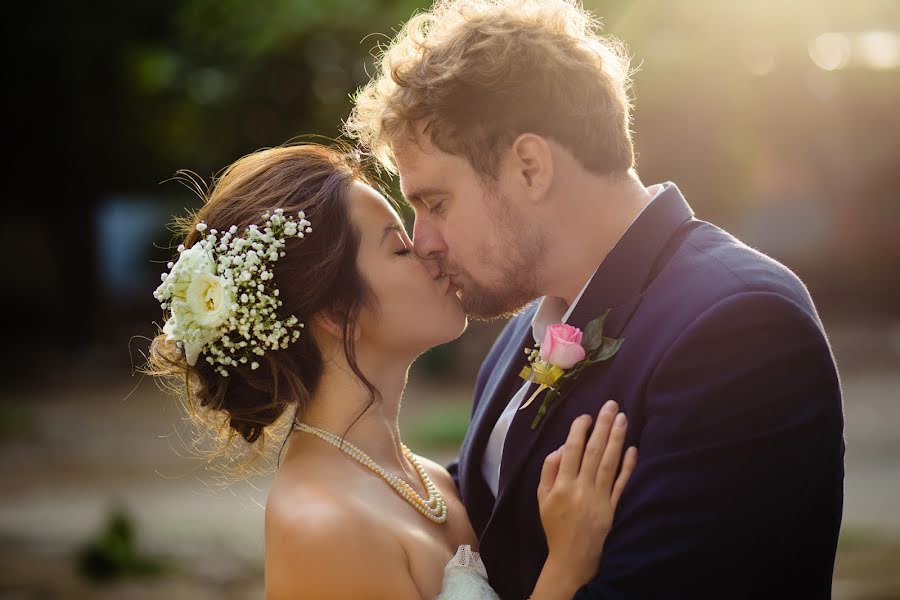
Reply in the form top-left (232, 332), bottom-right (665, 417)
top-left (518, 309), bottom-right (624, 430)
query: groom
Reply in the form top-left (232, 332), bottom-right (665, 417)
top-left (346, 0), bottom-right (845, 597)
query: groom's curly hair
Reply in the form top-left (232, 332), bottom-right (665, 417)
top-left (344, 0), bottom-right (636, 178)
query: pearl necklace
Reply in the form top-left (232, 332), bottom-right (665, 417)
top-left (292, 421), bottom-right (448, 524)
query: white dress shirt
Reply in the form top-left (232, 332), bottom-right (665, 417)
top-left (480, 183), bottom-right (666, 498)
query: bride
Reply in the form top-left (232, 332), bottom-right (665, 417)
top-left (148, 143), bottom-right (637, 599)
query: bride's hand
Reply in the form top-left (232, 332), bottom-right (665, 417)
top-left (536, 400), bottom-right (637, 591)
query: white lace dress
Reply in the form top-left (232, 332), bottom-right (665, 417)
top-left (434, 544), bottom-right (501, 599)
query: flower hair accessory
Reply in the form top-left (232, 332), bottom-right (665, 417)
top-left (153, 208), bottom-right (312, 376)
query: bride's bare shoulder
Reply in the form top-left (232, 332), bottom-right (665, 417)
top-left (264, 482), bottom-right (423, 600)
top-left (412, 453), bottom-right (456, 491)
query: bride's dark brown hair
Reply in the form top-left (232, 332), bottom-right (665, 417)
top-left (143, 142), bottom-right (388, 478)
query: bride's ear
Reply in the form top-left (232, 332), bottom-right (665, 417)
top-left (311, 311), bottom-right (341, 341)
top-left (311, 310), bottom-right (360, 343)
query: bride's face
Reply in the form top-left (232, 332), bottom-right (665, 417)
top-left (349, 181), bottom-right (467, 354)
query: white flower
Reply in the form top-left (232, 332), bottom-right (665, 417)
top-left (154, 244), bottom-right (202, 301)
top-left (185, 271), bottom-right (234, 328)
top-left (178, 242), bottom-right (213, 271)
top-left (153, 208), bottom-right (311, 373)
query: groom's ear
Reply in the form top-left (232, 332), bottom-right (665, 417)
top-left (510, 133), bottom-right (554, 203)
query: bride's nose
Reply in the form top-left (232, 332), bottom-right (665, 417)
top-left (413, 252), bottom-right (442, 280)
top-left (419, 257), bottom-right (442, 280)
top-left (412, 239), bottom-right (444, 280)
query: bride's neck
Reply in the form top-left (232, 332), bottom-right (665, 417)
top-left (294, 346), bottom-right (413, 473)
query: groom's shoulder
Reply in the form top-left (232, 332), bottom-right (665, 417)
top-left (666, 219), bottom-right (816, 315)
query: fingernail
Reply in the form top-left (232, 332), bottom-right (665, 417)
top-left (615, 413), bottom-right (627, 427)
top-left (603, 400), bottom-right (618, 414)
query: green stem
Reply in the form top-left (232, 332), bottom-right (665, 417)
top-left (530, 391), bottom-right (557, 430)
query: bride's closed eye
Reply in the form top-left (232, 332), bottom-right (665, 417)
top-left (388, 229), bottom-right (413, 256)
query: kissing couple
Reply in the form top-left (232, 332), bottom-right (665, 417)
top-left (147, 0), bottom-right (845, 598)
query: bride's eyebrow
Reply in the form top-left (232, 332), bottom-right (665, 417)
top-left (380, 222), bottom-right (405, 245)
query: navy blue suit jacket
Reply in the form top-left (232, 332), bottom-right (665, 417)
top-left (448, 183), bottom-right (845, 599)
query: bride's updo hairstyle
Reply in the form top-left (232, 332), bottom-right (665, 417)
top-left (145, 143), bottom-right (386, 475)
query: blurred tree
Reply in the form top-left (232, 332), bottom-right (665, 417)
top-left (5, 0), bottom-right (898, 377)
top-left (76, 505), bottom-right (169, 581)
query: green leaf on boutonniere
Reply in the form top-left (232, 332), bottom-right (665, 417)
top-left (585, 335), bottom-right (625, 364)
top-left (582, 309), bottom-right (611, 352)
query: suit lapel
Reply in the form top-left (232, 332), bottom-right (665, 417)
top-left (465, 309), bottom-right (536, 462)
top-left (491, 182), bottom-right (696, 510)
top-left (459, 303), bottom-right (538, 526)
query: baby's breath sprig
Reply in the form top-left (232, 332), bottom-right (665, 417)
top-left (153, 208), bottom-right (312, 376)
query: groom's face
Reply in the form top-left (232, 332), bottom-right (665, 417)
top-left (394, 126), bottom-right (542, 320)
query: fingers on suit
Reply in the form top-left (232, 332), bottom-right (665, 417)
top-left (578, 400), bottom-right (619, 482)
top-left (594, 409), bottom-right (628, 492)
top-left (610, 445), bottom-right (638, 509)
top-left (538, 448), bottom-right (562, 501)
top-left (558, 413), bottom-right (593, 480)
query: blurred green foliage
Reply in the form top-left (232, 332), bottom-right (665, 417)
top-left (405, 403), bottom-right (472, 452)
top-left (0, 404), bottom-right (37, 442)
top-left (837, 524), bottom-right (897, 550)
top-left (415, 344), bottom-right (458, 377)
top-left (76, 506), bottom-right (170, 582)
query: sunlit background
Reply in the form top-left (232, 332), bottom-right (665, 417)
top-left (3, 0), bottom-right (899, 597)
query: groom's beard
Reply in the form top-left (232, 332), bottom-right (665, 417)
top-left (455, 207), bottom-right (545, 322)
top-left (456, 263), bottom-right (539, 321)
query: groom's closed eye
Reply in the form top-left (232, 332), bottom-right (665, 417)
top-left (425, 199), bottom-right (445, 215)
top-left (404, 186), bottom-right (451, 210)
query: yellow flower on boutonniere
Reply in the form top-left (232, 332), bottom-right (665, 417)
top-left (519, 309), bottom-right (624, 430)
